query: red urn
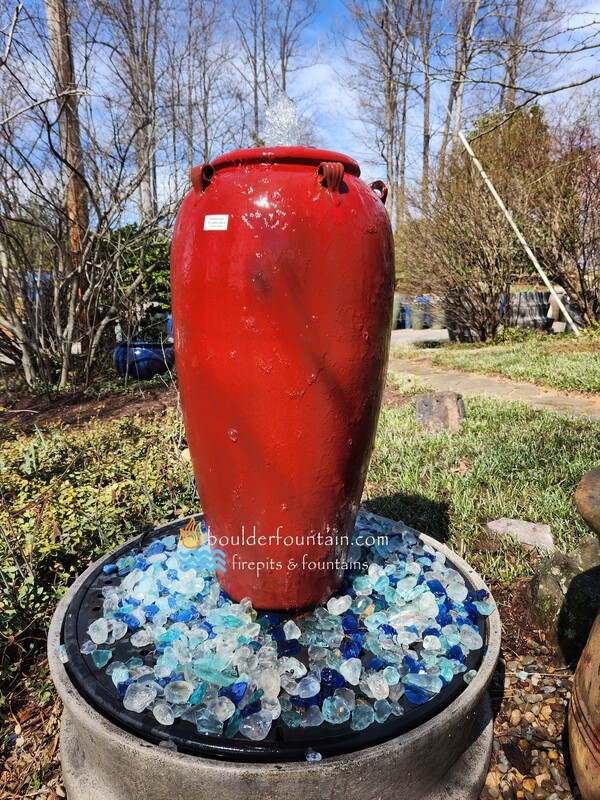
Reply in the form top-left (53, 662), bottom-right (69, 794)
top-left (170, 147), bottom-right (394, 610)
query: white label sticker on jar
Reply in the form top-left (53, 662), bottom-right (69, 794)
top-left (204, 214), bottom-right (229, 231)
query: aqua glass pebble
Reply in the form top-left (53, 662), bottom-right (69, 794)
top-left (383, 666), bottom-right (400, 685)
top-left (322, 695), bottom-right (352, 724)
top-left (225, 709), bottom-right (242, 738)
top-left (354, 576), bottom-right (372, 592)
top-left (281, 709), bottom-right (302, 728)
top-left (195, 708), bottom-right (224, 735)
top-left (189, 684), bottom-right (207, 705)
top-left (374, 698), bottom-right (393, 723)
top-left (91, 649), bottom-right (112, 668)
top-left (350, 704), bottom-right (375, 730)
top-left (474, 601), bottom-right (495, 616)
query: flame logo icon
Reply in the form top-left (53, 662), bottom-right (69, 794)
top-left (177, 518), bottom-right (226, 573)
top-left (179, 517), bottom-right (206, 549)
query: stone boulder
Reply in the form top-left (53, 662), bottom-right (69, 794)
top-left (486, 518), bottom-right (554, 553)
top-left (530, 536), bottom-right (600, 663)
top-left (414, 392), bottom-right (466, 433)
top-left (575, 465), bottom-right (600, 534)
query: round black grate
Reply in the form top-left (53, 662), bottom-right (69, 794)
top-left (61, 516), bottom-right (486, 762)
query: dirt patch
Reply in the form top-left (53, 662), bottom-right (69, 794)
top-left (381, 385), bottom-right (418, 409)
top-left (1, 383), bottom-right (177, 435)
top-left (492, 577), bottom-right (547, 656)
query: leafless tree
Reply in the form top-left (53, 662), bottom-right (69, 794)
top-left (231, 0), bottom-right (316, 143)
top-left (343, 0), bottom-right (417, 228)
top-left (0, 2), bottom-right (171, 388)
top-left (91, 0), bottom-right (164, 221)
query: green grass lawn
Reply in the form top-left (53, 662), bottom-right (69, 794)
top-left (368, 393), bottom-right (599, 586)
top-left (397, 331), bottom-right (600, 394)
top-left (1, 382), bottom-right (597, 646)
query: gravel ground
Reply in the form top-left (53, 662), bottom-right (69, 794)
top-left (481, 643), bottom-right (580, 800)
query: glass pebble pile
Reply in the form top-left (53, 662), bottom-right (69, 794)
top-left (80, 511), bottom-right (494, 744)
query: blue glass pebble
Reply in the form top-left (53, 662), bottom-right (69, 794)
top-left (405, 686), bottom-right (430, 705)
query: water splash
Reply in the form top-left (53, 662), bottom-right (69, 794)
top-left (264, 92), bottom-right (304, 147)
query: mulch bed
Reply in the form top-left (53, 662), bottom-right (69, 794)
top-left (1, 383), bottom-right (177, 435)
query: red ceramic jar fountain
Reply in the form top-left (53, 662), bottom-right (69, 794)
top-left (170, 147), bottom-right (394, 610)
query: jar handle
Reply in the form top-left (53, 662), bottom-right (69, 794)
top-left (318, 162), bottom-right (345, 207)
top-left (370, 180), bottom-right (388, 205)
top-left (191, 163), bottom-right (214, 194)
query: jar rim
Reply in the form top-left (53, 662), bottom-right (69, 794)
top-left (208, 146), bottom-right (361, 177)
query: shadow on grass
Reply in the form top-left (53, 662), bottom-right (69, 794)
top-left (363, 492), bottom-right (451, 544)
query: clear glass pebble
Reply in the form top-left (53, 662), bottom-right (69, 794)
top-left (88, 617), bottom-right (109, 644)
top-left (208, 697), bottom-right (236, 722)
top-left (366, 673), bottom-right (389, 700)
top-left (339, 658), bottom-right (362, 685)
top-left (123, 683), bottom-right (157, 713)
top-left (300, 706), bottom-right (323, 727)
top-left (164, 681), bottom-right (193, 704)
top-left (283, 620), bottom-right (301, 639)
top-left (239, 710), bottom-right (273, 740)
top-left (326, 595), bottom-right (352, 616)
top-left (153, 701), bottom-right (175, 726)
top-left (305, 747), bottom-right (322, 762)
top-left (297, 676), bottom-right (321, 698)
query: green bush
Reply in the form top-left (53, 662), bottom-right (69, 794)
top-left (0, 412), bottom-right (197, 648)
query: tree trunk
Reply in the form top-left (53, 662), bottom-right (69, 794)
top-left (44, 0), bottom-right (89, 381)
top-left (505, 0), bottom-right (525, 113)
top-left (450, 0), bottom-right (481, 154)
top-left (420, 0), bottom-right (433, 212)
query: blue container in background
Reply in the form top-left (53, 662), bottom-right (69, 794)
top-left (416, 295), bottom-right (431, 328)
top-left (113, 341), bottom-right (175, 380)
top-left (398, 296), bottom-right (412, 329)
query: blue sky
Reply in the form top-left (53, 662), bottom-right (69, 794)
top-left (284, 0), bottom-right (600, 184)
top-left (287, 1), bottom-right (385, 181)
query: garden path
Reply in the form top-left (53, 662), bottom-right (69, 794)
top-left (389, 357), bottom-right (600, 421)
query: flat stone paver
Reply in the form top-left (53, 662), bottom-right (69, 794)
top-left (389, 357), bottom-right (600, 421)
top-left (391, 328), bottom-right (450, 347)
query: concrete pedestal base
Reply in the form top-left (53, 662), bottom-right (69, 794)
top-left (49, 531), bottom-right (501, 800)
top-left (58, 691), bottom-right (493, 800)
